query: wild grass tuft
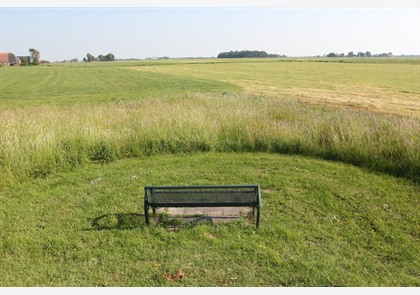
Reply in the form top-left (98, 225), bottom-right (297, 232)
top-left (0, 93), bottom-right (418, 187)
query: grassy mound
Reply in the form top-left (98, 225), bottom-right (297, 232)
top-left (0, 153), bottom-right (418, 286)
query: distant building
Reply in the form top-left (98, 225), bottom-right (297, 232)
top-left (0, 52), bottom-right (20, 66)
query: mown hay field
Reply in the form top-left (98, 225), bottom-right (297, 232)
top-left (131, 57), bottom-right (420, 117)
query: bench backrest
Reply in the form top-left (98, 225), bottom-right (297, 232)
top-left (144, 185), bottom-right (260, 207)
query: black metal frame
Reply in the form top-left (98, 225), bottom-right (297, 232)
top-left (144, 184), bottom-right (261, 228)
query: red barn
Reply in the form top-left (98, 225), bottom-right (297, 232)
top-left (0, 52), bottom-right (20, 66)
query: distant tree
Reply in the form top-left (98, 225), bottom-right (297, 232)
top-left (105, 53), bottom-right (115, 61)
top-left (20, 57), bottom-right (29, 66)
top-left (326, 52), bottom-right (337, 57)
top-left (70, 58), bottom-right (79, 63)
top-left (85, 53), bottom-right (94, 62)
top-left (347, 51), bottom-right (356, 57)
top-left (357, 52), bottom-right (366, 57)
top-left (366, 51), bottom-right (372, 57)
top-left (98, 54), bottom-right (105, 61)
top-left (29, 48), bottom-right (40, 65)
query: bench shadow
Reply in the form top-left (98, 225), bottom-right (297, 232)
top-left (155, 209), bottom-right (255, 230)
top-left (90, 213), bottom-right (145, 231)
top-left (87, 210), bottom-right (255, 231)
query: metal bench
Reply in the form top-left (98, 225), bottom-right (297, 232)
top-left (144, 184), bottom-right (261, 228)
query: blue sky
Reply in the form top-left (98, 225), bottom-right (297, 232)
top-left (1, 3), bottom-right (419, 61)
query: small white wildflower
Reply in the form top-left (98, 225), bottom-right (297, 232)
top-left (90, 178), bottom-right (103, 185)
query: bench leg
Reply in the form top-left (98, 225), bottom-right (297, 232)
top-left (144, 201), bottom-right (150, 225)
top-left (152, 207), bottom-right (156, 216)
top-left (256, 206), bottom-right (261, 228)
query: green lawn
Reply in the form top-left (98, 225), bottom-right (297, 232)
top-left (1, 153), bottom-right (418, 286)
top-left (0, 62), bottom-right (240, 107)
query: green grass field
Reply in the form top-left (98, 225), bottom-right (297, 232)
top-left (0, 58), bottom-right (419, 286)
top-left (1, 153), bottom-right (418, 286)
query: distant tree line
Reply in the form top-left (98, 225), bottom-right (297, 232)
top-left (217, 50), bottom-right (286, 58)
top-left (145, 56), bottom-right (170, 60)
top-left (83, 53), bottom-right (115, 62)
top-left (326, 51), bottom-right (393, 58)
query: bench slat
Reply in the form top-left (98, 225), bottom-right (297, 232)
top-left (148, 202), bottom-right (258, 207)
top-left (152, 192), bottom-right (256, 203)
top-left (145, 184), bottom-right (258, 190)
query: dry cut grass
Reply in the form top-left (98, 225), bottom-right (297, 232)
top-left (133, 58), bottom-right (420, 117)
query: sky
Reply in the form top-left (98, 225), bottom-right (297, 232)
top-left (0, 1), bottom-right (419, 61)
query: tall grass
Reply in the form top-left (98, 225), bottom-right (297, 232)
top-left (1, 93), bottom-right (419, 187)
